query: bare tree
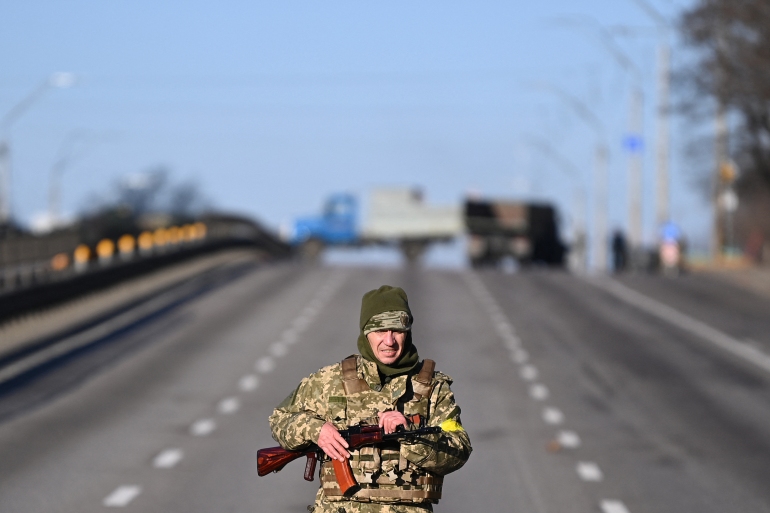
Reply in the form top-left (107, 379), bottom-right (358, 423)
top-left (680, 0), bottom-right (770, 260)
top-left (681, 0), bottom-right (770, 186)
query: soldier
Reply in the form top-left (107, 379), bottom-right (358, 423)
top-left (270, 285), bottom-right (472, 512)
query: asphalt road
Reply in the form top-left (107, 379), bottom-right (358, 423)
top-left (1, 263), bottom-right (769, 513)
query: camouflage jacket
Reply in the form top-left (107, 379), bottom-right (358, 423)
top-left (269, 354), bottom-right (471, 479)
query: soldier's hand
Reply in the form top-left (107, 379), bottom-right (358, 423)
top-left (317, 422), bottom-right (349, 461)
top-left (378, 411), bottom-right (408, 434)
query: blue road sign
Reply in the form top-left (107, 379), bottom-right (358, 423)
top-left (622, 134), bottom-right (644, 153)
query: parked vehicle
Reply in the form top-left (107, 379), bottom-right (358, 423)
top-left (464, 199), bottom-right (566, 268)
top-left (288, 188), bottom-right (462, 262)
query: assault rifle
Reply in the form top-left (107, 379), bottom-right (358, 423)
top-left (257, 415), bottom-right (441, 495)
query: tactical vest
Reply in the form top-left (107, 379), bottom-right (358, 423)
top-left (320, 355), bottom-right (444, 504)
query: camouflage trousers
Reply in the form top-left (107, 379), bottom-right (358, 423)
top-left (309, 490), bottom-right (434, 513)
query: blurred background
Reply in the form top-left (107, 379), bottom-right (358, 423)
top-left (2, 1), bottom-right (770, 512)
top-left (3, 0), bottom-right (766, 271)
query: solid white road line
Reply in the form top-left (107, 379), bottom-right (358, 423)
top-left (153, 448), bottom-right (184, 468)
top-left (576, 461), bottom-right (604, 482)
top-left (190, 418), bottom-right (216, 436)
top-left (520, 365), bottom-right (538, 381)
top-left (218, 397), bottom-right (240, 414)
top-left (103, 486), bottom-right (141, 507)
top-left (542, 407), bottom-right (564, 425)
top-left (255, 356), bottom-right (275, 373)
top-left (590, 277), bottom-right (770, 375)
top-left (557, 430), bottom-right (581, 448)
top-left (601, 500), bottom-right (631, 513)
top-left (238, 374), bottom-right (259, 392)
top-left (529, 384), bottom-right (549, 400)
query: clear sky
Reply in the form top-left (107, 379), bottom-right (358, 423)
top-left (0, 0), bottom-right (709, 263)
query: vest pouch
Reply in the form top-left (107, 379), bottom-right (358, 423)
top-left (351, 446), bottom-right (381, 484)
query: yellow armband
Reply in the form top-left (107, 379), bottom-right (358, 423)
top-left (440, 418), bottom-right (464, 432)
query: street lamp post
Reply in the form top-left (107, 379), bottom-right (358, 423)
top-left (556, 16), bottom-right (646, 249)
top-left (626, 0), bottom-right (673, 232)
top-left (531, 82), bottom-right (610, 272)
top-left (524, 133), bottom-right (590, 272)
top-left (0, 72), bottom-right (76, 224)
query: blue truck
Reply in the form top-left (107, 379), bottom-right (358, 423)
top-left (287, 189), bottom-right (462, 262)
top-left (291, 192), bottom-right (359, 249)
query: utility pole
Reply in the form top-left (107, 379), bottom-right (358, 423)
top-left (627, 0), bottom-right (672, 230)
top-left (627, 88), bottom-right (644, 247)
top-left (593, 144), bottom-right (609, 272)
top-left (714, 101), bottom-right (728, 261)
top-left (655, 39), bottom-right (671, 228)
top-left (713, 19), bottom-right (729, 262)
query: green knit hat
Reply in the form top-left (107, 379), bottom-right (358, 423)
top-left (357, 285), bottom-right (419, 376)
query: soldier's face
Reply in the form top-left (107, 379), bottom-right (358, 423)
top-left (366, 330), bottom-right (407, 365)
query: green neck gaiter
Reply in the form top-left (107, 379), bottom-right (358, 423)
top-left (357, 285), bottom-right (420, 377)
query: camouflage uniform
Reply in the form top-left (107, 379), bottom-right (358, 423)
top-left (269, 353), bottom-right (471, 512)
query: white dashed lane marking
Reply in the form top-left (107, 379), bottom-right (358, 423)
top-left (96, 274), bottom-right (351, 510)
top-left (255, 356), bottom-right (275, 374)
top-left (218, 397), bottom-right (240, 414)
top-left (468, 273), bottom-right (630, 509)
top-left (542, 407), bottom-right (564, 425)
top-left (281, 329), bottom-right (298, 344)
top-left (189, 418), bottom-right (216, 436)
top-left (529, 384), bottom-right (549, 400)
top-left (520, 365), bottom-right (538, 381)
top-left (557, 430), bottom-right (581, 448)
top-left (576, 461), bottom-right (604, 482)
top-left (502, 335), bottom-right (520, 349)
top-left (512, 349), bottom-right (528, 363)
top-left (238, 374), bottom-right (259, 392)
top-left (103, 486), bottom-right (141, 507)
top-left (153, 448), bottom-right (184, 468)
top-left (601, 500), bottom-right (631, 513)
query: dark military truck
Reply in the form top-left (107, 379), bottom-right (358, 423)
top-left (464, 199), bottom-right (566, 268)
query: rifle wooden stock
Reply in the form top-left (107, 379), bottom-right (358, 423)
top-left (257, 446), bottom-right (308, 477)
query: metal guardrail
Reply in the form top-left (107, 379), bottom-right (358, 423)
top-left (0, 215), bottom-right (291, 323)
top-left (0, 222), bottom-right (208, 295)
